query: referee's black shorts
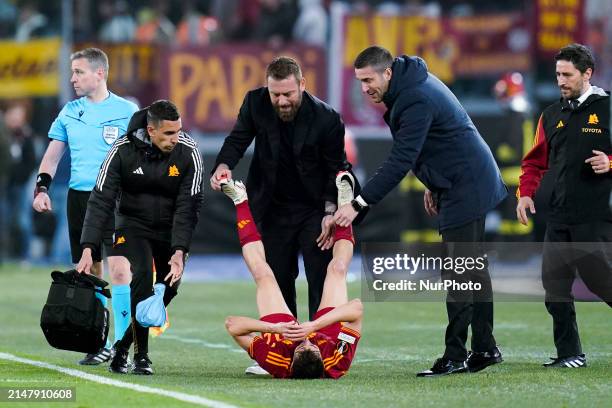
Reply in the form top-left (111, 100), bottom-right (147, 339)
top-left (67, 188), bottom-right (115, 264)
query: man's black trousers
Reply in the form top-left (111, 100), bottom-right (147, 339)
top-left (260, 207), bottom-right (332, 320)
top-left (542, 221), bottom-right (612, 358)
top-left (113, 228), bottom-right (180, 356)
top-left (441, 217), bottom-right (496, 361)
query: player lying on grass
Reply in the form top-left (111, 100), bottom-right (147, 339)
top-left (222, 172), bottom-right (362, 379)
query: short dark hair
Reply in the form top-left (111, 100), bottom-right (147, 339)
top-left (354, 46), bottom-right (394, 72)
top-left (265, 56), bottom-right (302, 82)
top-left (555, 43), bottom-right (595, 74)
top-left (70, 48), bottom-right (109, 79)
top-left (291, 349), bottom-right (324, 379)
top-left (147, 100), bottom-right (180, 128)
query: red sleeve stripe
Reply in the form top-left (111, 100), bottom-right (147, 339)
top-left (323, 350), bottom-right (341, 363)
top-left (268, 351), bottom-right (291, 362)
top-left (248, 336), bottom-right (262, 359)
top-left (266, 355), bottom-right (291, 366)
top-left (265, 358), bottom-right (290, 369)
top-left (340, 326), bottom-right (361, 338)
top-left (324, 353), bottom-right (344, 370)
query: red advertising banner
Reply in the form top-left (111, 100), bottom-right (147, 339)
top-left (534, 0), bottom-right (585, 58)
top-left (447, 14), bottom-right (531, 77)
top-left (158, 44), bottom-right (327, 132)
top-left (333, 11), bottom-right (531, 129)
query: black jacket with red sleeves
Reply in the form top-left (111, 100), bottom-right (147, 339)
top-left (517, 87), bottom-right (611, 224)
top-left (81, 108), bottom-right (204, 252)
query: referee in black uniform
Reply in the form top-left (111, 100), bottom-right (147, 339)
top-left (77, 100), bottom-right (204, 375)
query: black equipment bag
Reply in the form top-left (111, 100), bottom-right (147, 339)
top-left (40, 270), bottom-right (111, 353)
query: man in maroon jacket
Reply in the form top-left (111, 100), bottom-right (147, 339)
top-left (517, 43), bottom-right (612, 369)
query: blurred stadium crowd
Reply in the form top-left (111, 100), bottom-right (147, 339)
top-left (0, 0), bottom-right (611, 265)
top-left (0, 1), bottom-right (531, 46)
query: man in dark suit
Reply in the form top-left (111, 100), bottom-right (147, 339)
top-left (211, 57), bottom-right (345, 323)
top-left (335, 46), bottom-right (508, 377)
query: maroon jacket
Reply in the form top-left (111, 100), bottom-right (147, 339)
top-left (518, 87), bottom-right (612, 224)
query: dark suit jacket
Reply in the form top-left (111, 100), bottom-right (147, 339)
top-left (214, 88), bottom-right (345, 223)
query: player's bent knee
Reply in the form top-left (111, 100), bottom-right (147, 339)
top-left (109, 270), bottom-right (131, 285)
top-left (224, 316), bottom-right (238, 335)
top-left (253, 274), bottom-right (278, 292)
top-left (107, 256), bottom-right (131, 284)
top-left (328, 259), bottom-right (348, 278)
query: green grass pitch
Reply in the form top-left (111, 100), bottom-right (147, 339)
top-left (0, 265), bottom-right (610, 408)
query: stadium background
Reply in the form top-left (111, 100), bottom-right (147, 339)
top-left (1, 0), bottom-right (611, 262)
top-left (0, 1), bottom-right (610, 407)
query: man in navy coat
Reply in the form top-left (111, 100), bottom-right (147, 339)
top-left (335, 46), bottom-right (508, 377)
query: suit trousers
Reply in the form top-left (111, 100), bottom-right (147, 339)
top-left (542, 221), bottom-right (612, 358)
top-left (260, 206), bottom-right (332, 320)
top-left (441, 217), bottom-right (496, 361)
top-left (112, 228), bottom-right (180, 355)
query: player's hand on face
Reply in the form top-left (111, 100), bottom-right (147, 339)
top-left (210, 164), bottom-right (232, 191)
top-left (423, 189), bottom-right (438, 216)
top-left (274, 321), bottom-right (298, 336)
top-left (333, 204), bottom-right (357, 227)
top-left (284, 321), bottom-right (316, 341)
top-left (33, 192), bottom-right (52, 213)
top-left (316, 215), bottom-right (335, 250)
top-left (76, 248), bottom-right (93, 274)
top-left (516, 196), bottom-right (535, 226)
top-left (585, 150), bottom-right (611, 174)
top-left (165, 250), bottom-right (184, 287)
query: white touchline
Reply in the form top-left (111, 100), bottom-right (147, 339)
top-left (158, 335), bottom-right (243, 353)
top-left (0, 352), bottom-right (239, 408)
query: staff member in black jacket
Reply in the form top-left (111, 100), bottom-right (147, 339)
top-left (77, 100), bottom-right (204, 375)
top-left (517, 43), bottom-right (612, 369)
top-left (335, 46), bottom-right (508, 377)
top-left (211, 57), bottom-right (345, 321)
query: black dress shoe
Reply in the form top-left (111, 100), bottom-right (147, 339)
top-left (543, 354), bottom-right (587, 368)
top-left (466, 346), bottom-right (503, 372)
top-left (417, 357), bottom-right (468, 377)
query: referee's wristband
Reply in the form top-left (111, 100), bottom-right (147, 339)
top-left (35, 173), bottom-right (52, 196)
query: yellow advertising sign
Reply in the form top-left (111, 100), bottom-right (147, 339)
top-left (0, 38), bottom-right (61, 98)
top-left (535, 0), bottom-right (584, 56)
